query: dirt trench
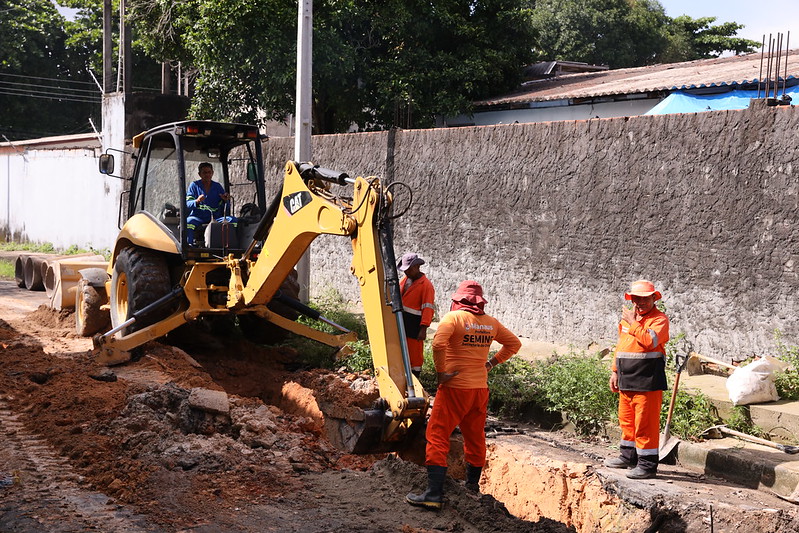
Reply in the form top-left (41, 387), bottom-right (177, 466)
top-left (1, 300), bottom-right (798, 532)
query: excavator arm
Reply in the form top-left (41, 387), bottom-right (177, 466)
top-left (232, 161), bottom-right (428, 451)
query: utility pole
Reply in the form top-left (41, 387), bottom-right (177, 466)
top-left (120, 0), bottom-right (132, 94)
top-left (295, 0), bottom-right (312, 302)
top-left (102, 0), bottom-right (113, 93)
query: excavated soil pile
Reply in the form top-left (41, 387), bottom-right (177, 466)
top-left (0, 307), bottom-right (570, 532)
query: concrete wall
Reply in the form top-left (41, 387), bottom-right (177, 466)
top-left (262, 101), bottom-right (799, 360)
top-left (0, 138), bottom-right (123, 250)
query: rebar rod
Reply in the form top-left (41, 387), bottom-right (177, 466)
top-left (758, 34), bottom-right (766, 98)
top-left (783, 32), bottom-right (791, 97)
top-left (765, 35), bottom-right (774, 98)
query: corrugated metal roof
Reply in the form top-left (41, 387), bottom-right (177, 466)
top-left (477, 49), bottom-right (799, 106)
top-left (0, 133), bottom-right (100, 150)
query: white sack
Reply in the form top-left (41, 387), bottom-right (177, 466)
top-left (726, 357), bottom-right (780, 406)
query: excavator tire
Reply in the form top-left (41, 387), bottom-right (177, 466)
top-left (75, 278), bottom-right (110, 337)
top-left (238, 269), bottom-right (300, 345)
top-left (110, 246), bottom-right (171, 336)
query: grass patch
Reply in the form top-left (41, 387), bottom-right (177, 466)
top-left (0, 259), bottom-right (13, 280)
top-left (0, 241), bottom-right (110, 259)
top-left (0, 241), bottom-right (57, 253)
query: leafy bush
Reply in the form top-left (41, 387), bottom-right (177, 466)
top-left (773, 331), bottom-right (799, 400)
top-left (341, 340), bottom-right (373, 373)
top-left (725, 405), bottom-right (767, 438)
top-left (0, 241), bottom-right (110, 259)
top-left (296, 287), bottom-right (369, 340)
top-left (531, 353), bottom-right (618, 435)
top-left (486, 356), bottom-right (541, 420)
top-left (282, 287), bottom-right (369, 370)
top-left (0, 241), bottom-right (56, 253)
top-left (662, 387), bottom-right (719, 440)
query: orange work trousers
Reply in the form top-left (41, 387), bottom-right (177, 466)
top-left (618, 390), bottom-right (663, 455)
top-left (425, 386), bottom-right (489, 468)
top-left (407, 337), bottom-right (424, 368)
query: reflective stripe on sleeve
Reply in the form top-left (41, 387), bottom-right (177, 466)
top-left (615, 351), bottom-right (664, 359)
top-left (421, 303), bottom-right (435, 310)
top-left (648, 329), bottom-right (659, 347)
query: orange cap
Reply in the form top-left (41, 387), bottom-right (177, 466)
top-left (624, 279), bottom-right (662, 301)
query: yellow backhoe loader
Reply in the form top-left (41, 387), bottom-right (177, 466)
top-left (78, 120), bottom-right (428, 453)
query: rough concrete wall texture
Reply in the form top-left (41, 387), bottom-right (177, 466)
top-left (262, 102), bottom-right (799, 361)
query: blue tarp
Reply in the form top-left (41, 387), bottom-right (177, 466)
top-left (646, 86), bottom-right (799, 115)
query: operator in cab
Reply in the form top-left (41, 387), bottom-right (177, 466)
top-left (406, 280), bottom-right (520, 509)
top-left (186, 162), bottom-right (237, 246)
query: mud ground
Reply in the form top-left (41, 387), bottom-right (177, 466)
top-left (0, 280), bottom-right (569, 532)
top-left (1, 279), bottom-right (798, 532)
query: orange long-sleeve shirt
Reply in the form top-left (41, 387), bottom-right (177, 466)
top-left (432, 310), bottom-right (521, 389)
top-left (611, 307), bottom-right (669, 391)
top-left (399, 274), bottom-right (435, 327)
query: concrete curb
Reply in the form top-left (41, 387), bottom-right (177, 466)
top-left (676, 437), bottom-right (799, 500)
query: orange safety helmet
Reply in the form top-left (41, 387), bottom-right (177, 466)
top-left (624, 279), bottom-right (662, 301)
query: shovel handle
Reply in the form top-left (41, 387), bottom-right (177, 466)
top-left (717, 426), bottom-right (799, 454)
top-left (662, 367), bottom-right (683, 431)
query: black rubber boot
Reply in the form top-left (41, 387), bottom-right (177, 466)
top-left (465, 464), bottom-right (482, 492)
top-left (406, 465), bottom-right (447, 509)
top-left (411, 369), bottom-right (422, 380)
top-left (603, 445), bottom-right (637, 469)
top-left (626, 454), bottom-right (657, 479)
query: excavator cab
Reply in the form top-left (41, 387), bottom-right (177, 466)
top-left (120, 121), bottom-right (268, 258)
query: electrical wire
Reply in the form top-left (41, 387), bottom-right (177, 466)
top-left (0, 73), bottom-right (101, 103)
top-left (0, 72), bottom-right (97, 86)
top-left (0, 88), bottom-right (100, 104)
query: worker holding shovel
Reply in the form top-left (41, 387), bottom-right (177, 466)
top-left (604, 279), bottom-right (669, 479)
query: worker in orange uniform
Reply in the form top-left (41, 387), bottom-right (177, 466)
top-left (406, 280), bottom-right (521, 509)
top-left (397, 252), bottom-right (436, 379)
top-left (604, 279), bottom-right (669, 479)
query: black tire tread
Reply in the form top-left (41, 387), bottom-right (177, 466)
top-left (110, 247), bottom-right (171, 334)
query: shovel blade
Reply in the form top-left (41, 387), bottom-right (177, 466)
top-left (659, 432), bottom-right (680, 462)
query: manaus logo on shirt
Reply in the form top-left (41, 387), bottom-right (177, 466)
top-left (463, 322), bottom-right (494, 347)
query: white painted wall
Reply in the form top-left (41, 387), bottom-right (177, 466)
top-left (447, 98), bottom-right (662, 126)
top-left (0, 140), bottom-right (124, 251)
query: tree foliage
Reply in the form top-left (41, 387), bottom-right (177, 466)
top-left (658, 15), bottom-right (760, 63)
top-left (3, 0), bottom-right (763, 139)
top-left (530, 0), bottom-right (759, 68)
top-left (128, 0), bottom-right (537, 132)
top-left (0, 0), bottom-right (100, 139)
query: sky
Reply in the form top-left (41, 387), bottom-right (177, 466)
top-left (659, 0), bottom-right (798, 48)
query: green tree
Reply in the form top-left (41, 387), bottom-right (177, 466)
top-left (658, 15), bottom-right (759, 63)
top-left (530, 0), bottom-right (759, 68)
top-left (59, 0), bottom-right (162, 92)
top-left (128, 0), bottom-right (537, 132)
top-left (530, 0), bottom-right (669, 68)
top-left (0, 0), bottom-right (100, 139)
